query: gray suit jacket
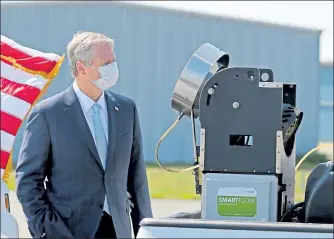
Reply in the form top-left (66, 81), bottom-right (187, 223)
top-left (16, 86), bottom-right (153, 238)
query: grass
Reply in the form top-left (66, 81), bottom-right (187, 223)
top-left (146, 164), bottom-right (312, 202)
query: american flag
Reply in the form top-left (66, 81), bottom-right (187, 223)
top-left (1, 35), bottom-right (64, 186)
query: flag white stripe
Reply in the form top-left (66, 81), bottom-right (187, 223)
top-left (1, 35), bottom-right (61, 62)
top-left (1, 92), bottom-right (31, 120)
top-left (1, 61), bottom-right (47, 90)
top-left (1, 130), bottom-right (15, 153)
top-left (1, 169), bottom-right (5, 178)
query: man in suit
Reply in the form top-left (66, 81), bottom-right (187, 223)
top-left (16, 31), bottom-right (153, 238)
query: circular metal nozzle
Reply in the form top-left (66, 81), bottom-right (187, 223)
top-left (171, 43), bottom-right (229, 118)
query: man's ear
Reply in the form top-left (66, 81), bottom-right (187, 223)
top-left (76, 60), bottom-right (87, 75)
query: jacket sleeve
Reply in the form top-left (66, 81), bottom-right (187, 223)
top-left (16, 106), bottom-right (73, 238)
top-left (127, 102), bottom-right (153, 236)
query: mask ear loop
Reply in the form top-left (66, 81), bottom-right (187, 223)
top-left (82, 61), bottom-right (100, 83)
top-left (84, 75), bottom-right (93, 82)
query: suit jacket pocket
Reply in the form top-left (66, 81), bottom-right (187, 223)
top-left (117, 131), bottom-right (132, 138)
top-left (74, 205), bottom-right (104, 238)
top-left (115, 132), bottom-right (132, 159)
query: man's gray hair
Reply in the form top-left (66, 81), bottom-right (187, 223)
top-left (67, 31), bottom-right (115, 77)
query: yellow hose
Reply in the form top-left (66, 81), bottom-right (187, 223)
top-left (156, 116), bottom-right (332, 174)
top-left (295, 143), bottom-right (333, 172)
top-left (155, 116), bottom-right (200, 173)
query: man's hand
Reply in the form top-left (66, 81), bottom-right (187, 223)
top-left (127, 191), bottom-right (135, 213)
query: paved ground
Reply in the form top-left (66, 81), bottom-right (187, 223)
top-left (9, 192), bottom-right (200, 238)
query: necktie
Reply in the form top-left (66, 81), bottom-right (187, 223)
top-left (92, 103), bottom-right (110, 215)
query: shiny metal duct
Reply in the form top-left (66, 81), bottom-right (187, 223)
top-left (171, 43), bottom-right (230, 118)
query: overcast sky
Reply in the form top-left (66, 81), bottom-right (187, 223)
top-left (132, 1), bottom-right (333, 63)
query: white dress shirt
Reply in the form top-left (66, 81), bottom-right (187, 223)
top-left (73, 81), bottom-right (109, 142)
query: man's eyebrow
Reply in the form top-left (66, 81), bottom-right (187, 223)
top-left (101, 58), bottom-right (116, 66)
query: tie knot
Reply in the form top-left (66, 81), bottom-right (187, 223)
top-left (92, 103), bottom-right (102, 114)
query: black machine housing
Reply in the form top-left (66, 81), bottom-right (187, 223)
top-left (194, 67), bottom-right (301, 220)
top-left (170, 43), bottom-right (331, 224)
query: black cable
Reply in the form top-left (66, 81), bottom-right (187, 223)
top-left (177, 112), bottom-right (184, 120)
top-left (279, 201), bottom-right (305, 222)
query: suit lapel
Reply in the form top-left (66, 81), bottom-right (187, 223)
top-left (105, 91), bottom-right (119, 170)
top-left (63, 86), bottom-right (103, 171)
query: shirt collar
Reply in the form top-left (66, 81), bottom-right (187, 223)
top-left (73, 80), bottom-right (107, 114)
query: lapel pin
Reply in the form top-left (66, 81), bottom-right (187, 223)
top-left (114, 106), bottom-right (119, 111)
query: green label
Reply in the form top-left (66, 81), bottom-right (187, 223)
top-left (217, 195), bottom-right (257, 217)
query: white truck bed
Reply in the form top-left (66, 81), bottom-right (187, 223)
top-left (137, 210), bottom-right (334, 238)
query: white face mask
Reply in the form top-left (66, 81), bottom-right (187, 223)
top-left (85, 61), bottom-right (119, 91)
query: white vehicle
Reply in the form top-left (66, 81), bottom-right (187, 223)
top-left (137, 43), bottom-right (334, 238)
top-left (1, 179), bottom-right (19, 238)
top-left (138, 216), bottom-right (334, 238)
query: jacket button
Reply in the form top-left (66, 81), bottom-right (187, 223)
top-left (99, 204), bottom-right (103, 209)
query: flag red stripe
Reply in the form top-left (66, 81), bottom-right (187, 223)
top-left (0, 150), bottom-right (10, 169)
top-left (0, 111), bottom-right (22, 136)
top-left (1, 77), bottom-right (41, 104)
top-left (1, 41), bottom-right (57, 73)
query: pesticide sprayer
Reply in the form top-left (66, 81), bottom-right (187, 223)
top-left (155, 43), bottom-right (333, 224)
